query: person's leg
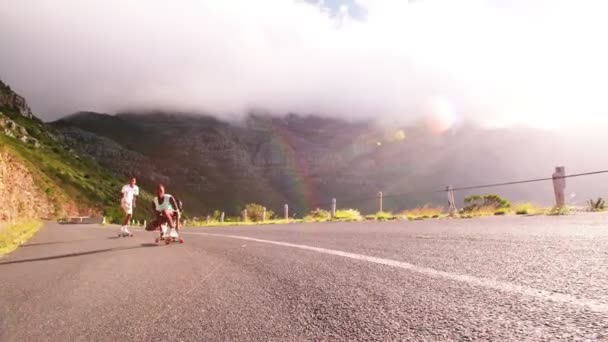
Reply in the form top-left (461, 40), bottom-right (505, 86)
top-left (121, 200), bottom-right (132, 228)
top-left (122, 214), bottom-right (131, 226)
top-left (173, 211), bottom-right (180, 231)
top-left (160, 210), bottom-right (175, 228)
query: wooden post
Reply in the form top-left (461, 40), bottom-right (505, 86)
top-left (378, 191), bottom-right (383, 213)
top-left (242, 209), bottom-right (248, 222)
top-left (284, 204), bottom-right (289, 221)
top-left (447, 185), bottom-right (457, 217)
top-left (220, 212), bottom-right (225, 223)
top-left (143, 220), bottom-right (146, 228)
top-left (552, 166), bottom-right (566, 207)
top-left (102, 217), bottom-right (106, 225)
top-left (262, 207), bottom-right (267, 222)
top-left (331, 198), bottom-right (336, 219)
top-left (206, 215), bottom-right (210, 224)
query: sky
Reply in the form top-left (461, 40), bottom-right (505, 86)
top-left (1, 0), bottom-right (608, 129)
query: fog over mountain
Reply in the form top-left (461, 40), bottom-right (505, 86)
top-left (2, 0), bottom-right (608, 131)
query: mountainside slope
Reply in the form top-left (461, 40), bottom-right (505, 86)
top-left (0, 80), bottom-right (147, 223)
top-left (53, 110), bottom-right (608, 216)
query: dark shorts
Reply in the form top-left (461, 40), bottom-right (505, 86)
top-left (145, 211), bottom-right (179, 231)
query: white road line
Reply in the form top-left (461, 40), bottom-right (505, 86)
top-left (183, 231), bottom-right (608, 314)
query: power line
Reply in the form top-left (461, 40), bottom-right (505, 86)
top-left (310, 169), bottom-right (608, 208)
top-left (450, 169), bottom-right (608, 192)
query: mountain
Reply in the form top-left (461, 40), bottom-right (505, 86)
top-left (0, 80), bottom-right (148, 223)
top-left (51, 110), bottom-right (608, 217)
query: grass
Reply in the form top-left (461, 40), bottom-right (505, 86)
top-left (513, 202), bottom-right (543, 215)
top-left (494, 208), bottom-right (508, 215)
top-left (0, 219), bottom-right (42, 255)
top-left (303, 208), bottom-right (332, 222)
top-left (548, 205), bottom-right (570, 216)
top-left (188, 219), bottom-right (301, 227)
top-left (1, 109), bottom-right (153, 224)
top-left (365, 211), bottom-right (399, 221)
top-left (461, 205), bottom-right (505, 217)
top-left (332, 209), bottom-right (363, 222)
top-left (403, 205), bottom-right (444, 220)
top-left (302, 208), bottom-right (363, 222)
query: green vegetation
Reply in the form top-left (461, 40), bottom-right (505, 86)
top-left (332, 209), bottom-right (363, 222)
top-left (1, 108), bottom-right (151, 224)
top-left (403, 205), bottom-right (444, 220)
top-left (463, 194), bottom-right (511, 212)
top-left (304, 208), bottom-right (332, 222)
top-left (494, 208), bottom-right (508, 215)
top-left (460, 194), bottom-right (511, 217)
top-left (514, 202), bottom-right (543, 215)
top-left (244, 203), bottom-right (274, 222)
top-left (548, 205), bottom-right (570, 216)
top-left (366, 211), bottom-right (398, 221)
top-left (302, 208), bottom-right (362, 222)
top-left (588, 198), bottom-right (606, 212)
top-left (0, 219), bottom-right (42, 255)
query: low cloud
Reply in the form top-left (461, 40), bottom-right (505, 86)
top-left (1, 0), bottom-right (607, 128)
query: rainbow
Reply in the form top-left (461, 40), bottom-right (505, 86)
top-left (267, 121), bottom-right (318, 213)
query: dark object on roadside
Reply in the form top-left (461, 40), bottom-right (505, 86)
top-left (588, 197), bottom-right (606, 212)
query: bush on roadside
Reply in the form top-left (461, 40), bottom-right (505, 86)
top-left (244, 203), bottom-right (274, 222)
top-left (333, 209), bottom-right (362, 222)
top-left (375, 211), bottom-right (398, 221)
top-left (461, 194), bottom-right (510, 217)
top-left (402, 205), bottom-right (444, 220)
top-left (463, 194), bottom-right (510, 213)
top-left (548, 205), bottom-right (569, 216)
top-left (587, 198), bottom-right (606, 212)
top-left (304, 208), bottom-right (332, 222)
top-left (513, 202), bottom-right (543, 215)
top-left (494, 208), bottom-right (508, 215)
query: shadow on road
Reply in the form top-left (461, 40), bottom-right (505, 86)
top-left (0, 243), bottom-right (157, 266)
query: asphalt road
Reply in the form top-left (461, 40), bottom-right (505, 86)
top-left (1, 215), bottom-right (607, 341)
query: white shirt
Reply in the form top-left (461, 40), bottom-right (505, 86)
top-left (121, 184), bottom-right (139, 203)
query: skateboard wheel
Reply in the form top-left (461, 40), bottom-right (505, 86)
top-left (165, 238), bottom-right (171, 245)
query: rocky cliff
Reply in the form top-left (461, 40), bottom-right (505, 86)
top-left (0, 149), bottom-right (56, 221)
top-left (0, 81), bottom-right (33, 118)
top-left (0, 79), bottom-right (132, 223)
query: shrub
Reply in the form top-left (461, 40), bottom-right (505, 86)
top-left (211, 210), bottom-right (223, 221)
top-left (514, 203), bottom-right (542, 215)
top-left (375, 211), bottom-right (398, 220)
top-left (304, 208), bottom-right (331, 222)
top-left (548, 205), bottom-right (569, 216)
top-left (402, 205), bottom-right (444, 220)
top-left (463, 194), bottom-right (510, 215)
top-left (333, 209), bottom-right (362, 222)
top-left (244, 203), bottom-right (274, 222)
top-left (365, 211), bottom-right (398, 221)
top-left (494, 208), bottom-right (508, 215)
top-left (588, 198), bottom-right (606, 212)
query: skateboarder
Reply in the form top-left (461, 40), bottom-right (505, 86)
top-left (120, 177), bottom-right (139, 236)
